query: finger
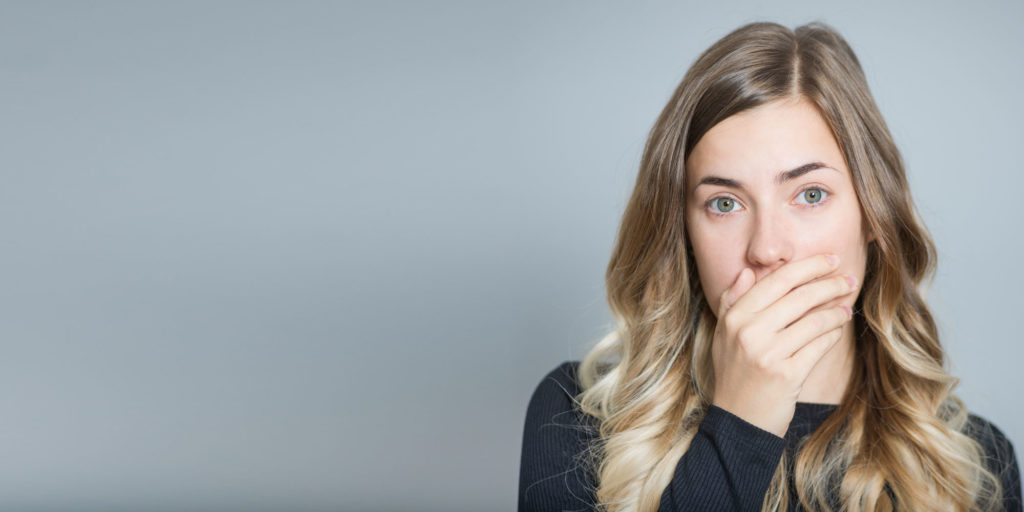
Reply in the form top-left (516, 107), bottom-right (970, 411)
top-left (766, 305), bottom-right (850, 361)
top-left (734, 267), bottom-right (756, 307)
top-left (731, 253), bottom-right (839, 316)
top-left (719, 267), bottom-right (754, 315)
top-left (759, 274), bottom-right (857, 333)
top-left (727, 268), bottom-right (755, 310)
top-left (785, 324), bottom-right (844, 376)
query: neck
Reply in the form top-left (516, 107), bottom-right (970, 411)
top-left (796, 318), bottom-right (855, 405)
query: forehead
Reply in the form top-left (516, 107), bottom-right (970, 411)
top-left (685, 97), bottom-right (847, 186)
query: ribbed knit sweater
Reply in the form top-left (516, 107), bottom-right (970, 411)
top-left (518, 361), bottom-right (1022, 512)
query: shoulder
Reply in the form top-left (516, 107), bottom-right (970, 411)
top-left (523, 360), bottom-right (587, 428)
top-left (964, 410), bottom-right (1022, 506)
top-left (519, 361), bottom-right (599, 509)
top-left (528, 360), bottom-right (583, 403)
top-left (522, 360), bottom-right (598, 437)
top-left (964, 411), bottom-right (1018, 468)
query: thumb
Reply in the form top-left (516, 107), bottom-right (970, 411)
top-left (720, 267), bottom-right (754, 314)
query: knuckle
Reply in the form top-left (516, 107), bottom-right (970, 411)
top-left (754, 354), bottom-right (773, 371)
top-left (723, 312), bottom-right (742, 334)
top-left (735, 324), bottom-right (756, 344)
top-left (735, 329), bottom-right (757, 352)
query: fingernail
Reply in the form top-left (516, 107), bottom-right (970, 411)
top-left (842, 305), bottom-right (852, 319)
top-left (845, 275), bottom-right (858, 288)
top-left (826, 254), bottom-right (839, 266)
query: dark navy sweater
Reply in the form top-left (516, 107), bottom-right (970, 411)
top-left (518, 361), bottom-right (1023, 512)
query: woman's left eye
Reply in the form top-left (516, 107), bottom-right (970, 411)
top-left (797, 188), bottom-right (828, 205)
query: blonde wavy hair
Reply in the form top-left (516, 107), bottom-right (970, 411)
top-left (575, 20), bottom-right (1005, 512)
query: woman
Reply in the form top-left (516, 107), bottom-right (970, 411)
top-left (518, 20), bottom-right (1021, 512)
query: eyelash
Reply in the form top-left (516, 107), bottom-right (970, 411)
top-left (704, 186), bottom-right (832, 218)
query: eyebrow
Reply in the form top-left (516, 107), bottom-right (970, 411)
top-left (692, 161), bottom-right (836, 195)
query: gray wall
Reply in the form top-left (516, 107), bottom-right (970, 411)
top-left (1, 1), bottom-right (1020, 510)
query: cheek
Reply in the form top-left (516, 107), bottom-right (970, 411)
top-left (793, 200), bottom-right (865, 250)
top-left (687, 228), bottom-right (741, 314)
top-left (827, 205), bottom-right (869, 268)
top-left (798, 207), bottom-right (869, 307)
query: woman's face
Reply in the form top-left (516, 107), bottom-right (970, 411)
top-left (684, 96), bottom-right (872, 317)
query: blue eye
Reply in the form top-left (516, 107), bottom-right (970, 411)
top-left (798, 188), bottom-right (828, 204)
top-left (710, 197), bottom-right (741, 213)
top-left (705, 187), bottom-right (829, 217)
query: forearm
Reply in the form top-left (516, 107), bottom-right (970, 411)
top-left (659, 405), bottom-right (786, 512)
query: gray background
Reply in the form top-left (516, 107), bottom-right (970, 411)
top-left (1, 1), bottom-right (1021, 511)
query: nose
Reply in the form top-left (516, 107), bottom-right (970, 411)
top-left (746, 210), bottom-right (794, 279)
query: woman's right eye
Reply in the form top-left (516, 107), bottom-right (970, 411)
top-left (708, 197), bottom-right (743, 214)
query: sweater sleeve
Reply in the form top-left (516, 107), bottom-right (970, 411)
top-left (518, 362), bottom-right (598, 512)
top-left (658, 405), bottom-right (787, 512)
top-left (519, 361), bottom-right (788, 512)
